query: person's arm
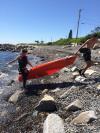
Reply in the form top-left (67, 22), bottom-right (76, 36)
top-left (75, 39), bottom-right (90, 54)
top-left (7, 56), bottom-right (19, 65)
top-left (93, 39), bottom-right (100, 49)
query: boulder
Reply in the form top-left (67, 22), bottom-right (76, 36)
top-left (65, 99), bottom-right (82, 112)
top-left (35, 94), bottom-right (57, 112)
top-left (71, 111), bottom-right (97, 124)
top-left (9, 90), bottom-right (23, 104)
top-left (43, 113), bottom-right (65, 133)
top-left (85, 69), bottom-right (96, 75)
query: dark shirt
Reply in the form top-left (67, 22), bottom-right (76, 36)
top-left (18, 55), bottom-right (28, 72)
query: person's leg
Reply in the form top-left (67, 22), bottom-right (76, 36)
top-left (79, 48), bottom-right (92, 77)
top-left (22, 69), bottom-right (28, 89)
top-left (81, 60), bottom-right (93, 74)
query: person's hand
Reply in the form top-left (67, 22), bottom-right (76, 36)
top-left (74, 52), bottom-right (80, 57)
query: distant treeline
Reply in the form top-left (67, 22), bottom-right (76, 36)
top-left (49, 32), bottom-right (100, 46)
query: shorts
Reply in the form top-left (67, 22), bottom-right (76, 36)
top-left (79, 48), bottom-right (91, 62)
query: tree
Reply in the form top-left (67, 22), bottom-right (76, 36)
top-left (91, 26), bottom-right (100, 33)
top-left (40, 41), bottom-right (44, 44)
top-left (35, 40), bottom-right (39, 44)
top-left (68, 29), bottom-right (73, 39)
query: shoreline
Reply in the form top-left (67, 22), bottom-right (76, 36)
top-left (0, 45), bottom-right (100, 133)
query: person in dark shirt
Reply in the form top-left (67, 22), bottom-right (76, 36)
top-left (8, 49), bottom-right (33, 89)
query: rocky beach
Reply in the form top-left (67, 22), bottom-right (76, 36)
top-left (0, 45), bottom-right (100, 133)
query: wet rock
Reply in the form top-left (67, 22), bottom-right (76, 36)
top-left (65, 99), bottom-right (82, 112)
top-left (43, 113), bottom-right (65, 133)
top-left (71, 111), bottom-right (97, 124)
top-left (35, 94), bottom-right (57, 112)
top-left (8, 90), bottom-right (23, 104)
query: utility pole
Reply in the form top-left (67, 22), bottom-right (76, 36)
top-left (76, 9), bottom-right (82, 45)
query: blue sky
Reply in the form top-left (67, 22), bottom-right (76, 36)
top-left (0, 0), bottom-right (100, 44)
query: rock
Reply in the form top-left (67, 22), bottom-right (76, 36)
top-left (97, 84), bottom-right (100, 90)
top-left (71, 66), bottom-right (78, 72)
top-left (43, 113), bottom-right (65, 133)
top-left (72, 71), bottom-right (79, 76)
top-left (75, 76), bottom-right (86, 82)
top-left (51, 88), bottom-right (60, 93)
top-left (71, 111), bottom-right (97, 124)
top-left (35, 94), bottom-right (57, 112)
top-left (41, 79), bottom-right (44, 84)
top-left (8, 90), bottom-right (23, 104)
top-left (65, 99), bottom-right (82, 112)
top-left (60, 67), bottom-right (70, 73)
top-left (85, 69), bottom-right (96, 75)
top-left (60, 86), bottom-right (76, 99)
top-left (7, 80), bottom-right (15, 86)
top-left (32, 111), bottom-right (38, 117)
top-left (98, 51), bottom-right (100, 54)
top-left (42, 89), bottom-right (48, 94)
top-left (16, 107), bottom-right (21, 112)
top-left (0, 90), bottom-right (3, 95)
top-left (28, 49), bottom-right (33, 54)
top-left (0, 110), bottom-right (8, 117)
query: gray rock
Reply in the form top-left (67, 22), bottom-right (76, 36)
top-left (35, 94), bottom-right (57, 112)
top-left (97, 84), bottom-right (100, 90)
top-left (51, 88), bottom-right (60, 93)
top-left (71, 66), bottom-right (78, 72)
top-left (71, 110), bottom-right (97, 124)
top-left (42, 89), bottom-right (48, 94)
top-left (75, 76), bottom-right (86, 82)
top-left (65, 99), bottom-right (82, 112)
top-left (85, 69), bottom-right (96, 75)
top-left (8, 90), bottom-right (23, 104)
top-left (43, 113), bottom-right (65, 133)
